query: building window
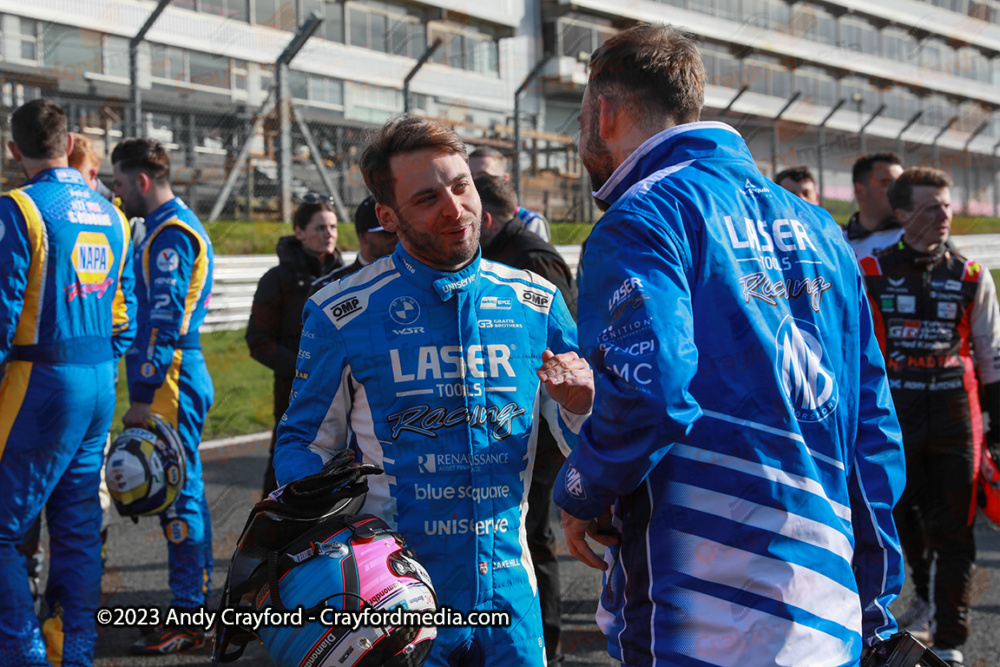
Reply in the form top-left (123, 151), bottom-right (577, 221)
top-left (346, 2), bottom-right (426, 59)
top-left (555, 16), bottom-right (615, 60)
top-left (428, 22), bottom-right (499, 75)
top-left (307, 75), bottom-right (343, 107)
top-left (21, 19), bottom-right (40, 62)
top-left (254, 0), bottom-right (297, 30)
top-left (882, 27), bottom-right (919, 63)
top-left (348, 81), bottom-right (402, 123)
top-left (839, 17), bottom-right (878, 55)
top-left (299, 0), bottom-right (344, 42)
top-left (151, 43), bottom-right (187, 82)
top-left (103, 35), bottom-right (129, 79)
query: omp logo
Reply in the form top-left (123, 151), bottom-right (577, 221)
top-left (390, 345), bottom-right (515, 382)
top-left (328, 296), bottom-right (360, 320)
top-left (522, 291), bottom-right (550, 307)
top-left (72, 231), bottom-right (114, 284)
top-left (481, 296), bottom-right (512, 310)
top-left (389, 296), bottom-right (420, 324)
top-left (775, 317), bottom-right (838, 422)
top-left (565, 466), bottom-right (586, 500)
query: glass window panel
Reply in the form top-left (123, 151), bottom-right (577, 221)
top-left (771, 68), bottom-right (791, 98)
top-left (370, 13), bottom-right (387, 53)
top-left (446, 32), bottom-right (464, 69)
top-left (715, 0), bottom-right (740, 21)
top-left (254, 0), bottom-right (277, 26)
top-left (301, 0), bottom-right (322, 23)
top-left (104, 35), bottom-right (129, 78)
top-left (768, 0), bottom-right (789, 28)
top-left (409, 22), bottom-right (425, 58)
top-left (189, 51), bottom-right (230, 88)
top-left (202, 0), bottom-right (225, 16)
top-left (348, 6), bottom-right (367, 47)
top-left (42, 24), bottom-right (99, 74)
top-left (288, 70), bottom-right (308, 99)
top-left (561, 22), bottom-right (592, 58)
top-left (151, 44), bottom-right (167, 77)
top-left (174, 0), bottom-right (196, 10)
top-left (227, 0), bottom-right (249, 22)
top-left (324, 1), bottom-right (343, 42)
top-left (21, 19), bottom-right (39, 62)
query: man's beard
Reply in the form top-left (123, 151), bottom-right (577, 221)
top-left (394, 207), bottom-right (481, 270)
top-left (580, 106), bottom-right (617, 194)
top-left (120, 193), bottom-right (149, 220)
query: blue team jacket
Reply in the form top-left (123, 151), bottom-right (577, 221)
top-left (126, 197), bottom-right (213, 404)
top-left (554, 122), bottom-right (906, 666)
top-left (0, 167), bottom-right (135, 366)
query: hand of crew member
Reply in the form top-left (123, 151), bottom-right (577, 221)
top-left (122, 402), bottom-right (152, 428)
top-left (537, 350), bottom-right (594, 415)
top-left (561, 508), bottom-right (619, 570)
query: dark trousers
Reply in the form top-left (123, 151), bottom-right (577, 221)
top-left (893, 390), bottom-right (978, 649)
top-left (527, 420), bottom-right (566, 661)
top-left (262, 376), bottom-right (294, 497)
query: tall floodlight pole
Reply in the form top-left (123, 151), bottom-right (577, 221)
top-left (770, 92), bottom-right (801, 175)
top-left (816, 98), bottom-right (845, 207)
top-left (896, 110), bottom-right (923, 156)
top-left (130, 0), bottom-right (172, 138)
top-left (859, 104), bottom-right (885, 154)
top-left (275, 12), bottom-right (323, 222)
top-left (403, 38), bottom-right (443, 114)
top-left (513, 54), bottom-right (552, 201)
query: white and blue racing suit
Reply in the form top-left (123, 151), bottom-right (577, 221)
top-left (554, 122), bottom-right (906, 667)
top-left (274, 245), bottom-right (584, 666)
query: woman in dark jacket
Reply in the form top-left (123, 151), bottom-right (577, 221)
top-left (246, 198), bottom-right (343, 495)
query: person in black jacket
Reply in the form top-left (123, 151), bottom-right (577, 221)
top-left (311, 196), bottom-right (397, 294)
top-left (246, 197), bottom-right (343, 496)
top-left (475, 174), bottom-right (576, 666)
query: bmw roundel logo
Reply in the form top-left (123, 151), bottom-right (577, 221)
top-left (389, 296), bottom-right (421, 325)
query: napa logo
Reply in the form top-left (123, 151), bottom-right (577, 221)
top-left (71, 231), bottom-right (114, 284)
top-left (775, 316), bottom-right (838, 422)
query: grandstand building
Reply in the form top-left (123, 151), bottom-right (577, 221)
top-left (0, 0), bottom-right (997, 218)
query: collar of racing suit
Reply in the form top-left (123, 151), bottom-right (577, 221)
top-left (845, 211), bottom-right (902, 240)
top-left (391, 243), bottom-right (483, 302)
top-left (593, 121), bottom-right (746, 207)
top-left (143, 196), bottom-right (188, 236)
top-left (893, 236), bottom-right (949, 268)
top-left (22, 166), bottom-right (87, 188)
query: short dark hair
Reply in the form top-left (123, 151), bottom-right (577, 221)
top-left (588, 24), bottom-right (705, 126)
top-left (852, 151), bottom-right (903, 185)
top-left (887, 167), bottom-right (952, 212)
top-left (111, 138), bottom-right (171, 185)
top-left (474, 175), bottom-right (518, 222)
top-left (292, 200), bottom-right (336, 230)
top-left (469, 147), bottom-right (506, 162)
top-left (774, 166), bottom-right (815, 185)
top-left (360, 116), bottom-right (468, 207)
top-left (11, 99), bottom-right (68, 160)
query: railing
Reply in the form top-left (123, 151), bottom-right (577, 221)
top-left (204, 237), bottom-right (999, 332)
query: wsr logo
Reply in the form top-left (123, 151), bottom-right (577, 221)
top-left (774, 316), bottom-right (838, 422)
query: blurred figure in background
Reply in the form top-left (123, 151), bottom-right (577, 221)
top-left (68, 133), bottom-right (114, 202)
top-left (470, 146), bottom-right (552, 241)
top-left (311, 196), bottom-right (397, 293)
top-left (775, 165), bottom-right (820, 205)
top-left (476, 173), bottom-right (576, 665)
top-left (845, 152), bottom-right (905, 259)
top-left (246, 195), bottom-right (343, 496)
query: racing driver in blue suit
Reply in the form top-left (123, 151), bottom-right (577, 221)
top-left (274, 116), bottom-right (594, 667)
top-left (555, 26), bottom-right (906, 667)
top-left (0, 99), bottom-right (136, 667)
top-left (112, 138), bottom-right (215, 655)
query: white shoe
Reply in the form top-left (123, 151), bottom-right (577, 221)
top-left (931, 647), bottom-right (964, 666)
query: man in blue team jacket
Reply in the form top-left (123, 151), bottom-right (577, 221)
top-left (555, 25), bottom-right (906, 667)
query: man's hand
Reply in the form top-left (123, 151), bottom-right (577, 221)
top-left (561, 508), bottom-right (619, 570)
top-left (537, 350), bottom-right (594, 415)
top-left (122, 402), bottom-right (152, 428)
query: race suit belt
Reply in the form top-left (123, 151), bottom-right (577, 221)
top-left (12, 336), bottom-right (114, 364)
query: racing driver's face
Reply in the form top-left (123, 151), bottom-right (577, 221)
top-left (377, 148), bottom-right (482, 272)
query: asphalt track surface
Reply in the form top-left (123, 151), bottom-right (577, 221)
top-left (66, 436), bottom-right (1000, 666)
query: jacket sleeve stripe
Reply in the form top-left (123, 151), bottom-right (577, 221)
top-left (168, 219), bottom-right (209, 336)
top-left (0, 361), bottom-right (33, 462)
top-left (112, 208), bottom-right (132, 332)
top-left (7, 191), bottom-right (48, 346)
